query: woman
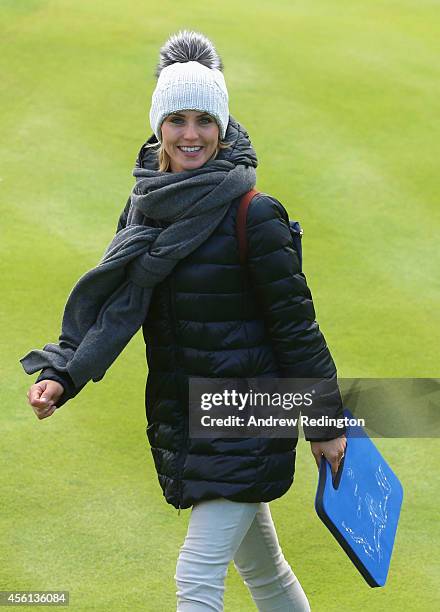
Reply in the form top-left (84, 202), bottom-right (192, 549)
top-left (23, 30), bottom-right (346, 611)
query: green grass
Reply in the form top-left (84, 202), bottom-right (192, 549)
top-left (1, 0), bottom-right (439, 610)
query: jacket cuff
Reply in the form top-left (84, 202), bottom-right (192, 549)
top-left (300, 376), bottom-right (347, 441)
top-left (35, 368), bottom-right (81, 408)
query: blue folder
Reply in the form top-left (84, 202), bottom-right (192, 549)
top-left (314, 408), bottom-right (403, 587)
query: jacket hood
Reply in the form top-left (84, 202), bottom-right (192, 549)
top-left (136, 115), bottom-right (258, 170)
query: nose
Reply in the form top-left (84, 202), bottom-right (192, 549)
top-left (182, 121), bottom-right (199, 141)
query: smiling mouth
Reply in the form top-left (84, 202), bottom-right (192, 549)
top-left (178, 146), bottom-right (204, 153)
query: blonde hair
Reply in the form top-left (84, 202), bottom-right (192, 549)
top-left (145, 138), bottom-right (233, 172)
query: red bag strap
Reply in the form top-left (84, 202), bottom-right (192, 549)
top-left (237, 189), bottom-right (260, 265)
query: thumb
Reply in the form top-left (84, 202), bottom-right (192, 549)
top-left (39, 382), bottom-right (57, 406)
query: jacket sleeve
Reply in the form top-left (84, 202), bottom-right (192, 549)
top-left (35, 194), bottom-right (134, 407)
top-left (34, 142), bottom-right (149, 406)
top-left (246, 193), bottom-right (346, 441)
top-left (35, 367), bottom-right (84, 408)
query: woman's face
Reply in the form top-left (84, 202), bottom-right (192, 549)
top-left (161, 110), bottom-right (220, 173)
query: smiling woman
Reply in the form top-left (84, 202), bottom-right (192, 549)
top-left (22, 28), bottom-right (345, 612)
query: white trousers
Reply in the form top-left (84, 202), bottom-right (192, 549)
top-left (175, 498), bottom-right (311, 611)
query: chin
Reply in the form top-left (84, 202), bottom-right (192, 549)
top-left (169, 147), bottom-right (216, 172)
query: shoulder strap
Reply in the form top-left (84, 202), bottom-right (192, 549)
top-left (237, 189), bottom-right (260, 265)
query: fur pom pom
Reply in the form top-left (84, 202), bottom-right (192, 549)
top-left (155, 30), bottom-right (224, 78)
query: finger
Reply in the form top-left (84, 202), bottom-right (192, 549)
top-left (33, 405), bottom-right (56, 420)
top-left (40, 394), bottom-right (55, 406)
top-left (32, 401), bottom-right (54, 413)
top-left (43, 405), bottom-right (57, 418)
top-left (331, 458), bottom-right (340, 477)
top-left (332, 450), bottom-right (346, 475)
top-left (28, 384), bottom-right (51, 406)
top-left (28, 385), bottom-right (43, 404)
top-left (31, 396), bottom-right (54, 408)
top-left (30, 387), bottom-right (55, 408)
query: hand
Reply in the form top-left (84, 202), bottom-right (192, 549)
top-left (310, 435), bottom-right (347, 477)
top-left (27, 380), bottom-right (64, 420)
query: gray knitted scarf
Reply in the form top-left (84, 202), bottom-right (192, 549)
top-left (20, 159), bottom-right (256, 387)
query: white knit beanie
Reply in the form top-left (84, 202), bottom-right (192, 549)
top-left (149, 32), bottom-right (230, 142)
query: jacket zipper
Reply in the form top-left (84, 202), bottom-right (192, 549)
top-left (167, 273), bottom-right (188, 516)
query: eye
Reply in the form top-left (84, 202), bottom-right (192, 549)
top-left (199, 116), bottom-right (213, 124)
top-left (169, 115), bottom-right (184, 124)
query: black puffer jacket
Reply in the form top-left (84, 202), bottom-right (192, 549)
top-left (37, 117), bottom-right (344, 510)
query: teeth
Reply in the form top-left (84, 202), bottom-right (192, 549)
top-left (179, 146), bottom-right (202, 152)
